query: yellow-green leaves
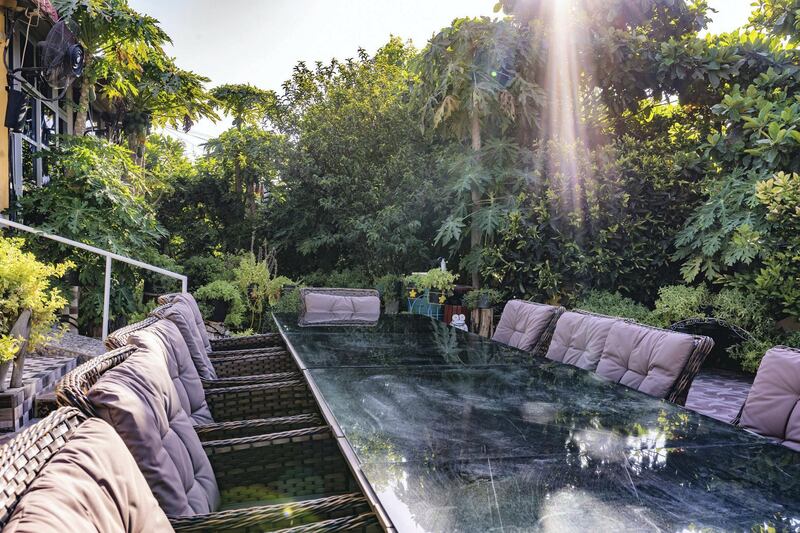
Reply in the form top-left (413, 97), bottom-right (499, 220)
top-left (0, 238), bottom-right (72, 363)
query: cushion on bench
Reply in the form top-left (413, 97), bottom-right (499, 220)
top-left (492, 300), bottom-right (560, 352)
top-left (740, 346), bottom-right (800, 451)
top-left (595, 321), bottom-right (697, 399)
top-left (545, 312), bottom-right (620, 370)
top-left (4, 418), bottom-right (172, 533)
top-left (160, 299), bottom-right (217, 380)
top-left (128, 319), bottom-right (214, 425)
top-left (88, 348), bottom-right (220, 516)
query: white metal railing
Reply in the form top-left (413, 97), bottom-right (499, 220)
top-left (0, 218), bottom-right (187, 339)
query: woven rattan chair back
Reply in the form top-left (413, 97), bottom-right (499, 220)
top-left (56, 346), bottom-right (138, 417)
top-left (0, 407), bottom-right (86, 528)
top-left (569, 309), bottom-right (713, 405)
top-left (157, 293), bottom-right (180, 305)
top-left (105, 316), bottom-right (160, 350)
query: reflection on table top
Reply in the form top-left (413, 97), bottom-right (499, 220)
top-left (274, 313), bottom-right (800, 532)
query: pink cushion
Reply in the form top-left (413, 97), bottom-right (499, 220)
top-left (129, 319), bottom-right (214, 425)
top-left (3, 418), bottom-right (172, 533)
top-left (174, 293), bottom-right (212, 353)
top-left (595, 321), bottom-right (697, 399)
top-left (303, 293), bottom-right (380, 316)
top-left (88, 349), bottom-right (220, 516)
top-left (545, 312), bottom-right (620, 370)
top-left (740, 347), bottom-right (800, 451)
top-left (160, 300), bottom-right (217, 380)
top-left (492, 300), bottom-right (559, 352)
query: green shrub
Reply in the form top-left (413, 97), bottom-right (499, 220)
top-left (183, 254), bottom-right (232, 290)
top-left (195, 280), bottom-right (245, 327)
top-left (463, 289), bottom-right (503, 309)
top-left (649, 285), bottom-right (710, 327)
top-left (575, 290), bottom-right (654, 324)
top-left (712, 288), bottom-right (773, 336)
top-left (373, 274), bottom-right (403, 304)
top-left (0, 237), bottom-right (72, 363)
top-left (303, 269), bottom-right (371, 289)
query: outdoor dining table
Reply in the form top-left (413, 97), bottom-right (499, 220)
top-left (273, 312), bottom-right (800, 532)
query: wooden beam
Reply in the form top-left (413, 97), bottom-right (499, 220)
top-left (0, 10), bottom-right (9, 212)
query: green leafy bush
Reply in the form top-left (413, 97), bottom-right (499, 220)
top-left (303, 269), bottom-right (371, 289)
top-left (575, 291), bottom-right (654, 325)
top-left (373, 274), bottom-right (403, 304)
top-left (18, 136), bottom-right (167, 335)
top-left (195, 280), bottom-right (244, 327)
top-left (483, 135), bottom-right (702, 304)
top-left (649, 285), bottom-right (710, 327)
top-left (463, 289), bottom-right (503, 310)
top-left (711, 288), bottom-right (773, 336)
top-left (0, 237), bottom-right (72, 362)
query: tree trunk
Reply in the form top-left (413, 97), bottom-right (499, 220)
top-left (9, 309), bottom-right (32, 389)
top-left (73, 73), bottom-right (91, 136)
top-left (470, 113), bottom-right (482, 289)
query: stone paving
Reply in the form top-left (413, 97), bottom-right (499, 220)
top-left (685, 369), bottom-right (753, 423)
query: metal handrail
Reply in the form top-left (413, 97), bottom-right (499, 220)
top-left (0, 218), bottom-right (187, 339)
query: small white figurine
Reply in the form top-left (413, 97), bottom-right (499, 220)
top-left (451, 313), bottom-right (468, 331)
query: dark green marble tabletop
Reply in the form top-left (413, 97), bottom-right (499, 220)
top-left (274, 313), bottom-right (800, 532)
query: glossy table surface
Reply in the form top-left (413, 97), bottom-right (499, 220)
top-left (274, 313), bottom-right (800, 532)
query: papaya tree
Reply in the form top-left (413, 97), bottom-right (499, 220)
top-left (417, 17), bottom-right (543, 287)
top-left (51, 0), bottom-right (170, 135)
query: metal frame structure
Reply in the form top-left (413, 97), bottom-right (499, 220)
top-left (0, 218), bottom-right (187, 339)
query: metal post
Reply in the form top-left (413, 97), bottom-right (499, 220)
top-left (102, 256), bottom-right (112, 340)
top-left (181, 277), bottom-right (188, 293)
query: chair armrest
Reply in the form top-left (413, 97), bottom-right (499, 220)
top-left (201, 372), bottom-right (301, 388)
top-left (667, 335), bottom-right (715, 406)
top-left (211, 333), bottom-right (282, 351)
top-left (211, 352), bottom-right (297, 378)
top-left (205, 380), bottom-right (319, 420)
top-left (169, 494), bottom-right (374, 532)
top-left (193, 413), bottom-right (322, 440)
top-left (208, 346), bottom-right (287, 358)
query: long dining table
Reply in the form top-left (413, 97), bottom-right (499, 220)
top-left (273, 312), bottom-right (800, 532)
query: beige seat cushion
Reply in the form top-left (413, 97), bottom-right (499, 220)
top-left (4, 418), bottom-right (173, 533)
top-left (303, 292), bottom-right (380, 316)
top-left (492, 300), bottom-right (559, 352)
top-left (595, 321), bottom-right (697, 399)
top-left (129, 319), bottom-right (214, 425)
top-left (174, 293), bottom-right (213, 353)
top-left (740, 347), bottom-right (800, 451)
top-left (545, 312), bottom-right (620, 370)
top-left (160, 299), bottom-right (217, 380)
top-left (88, 349), bottom-right (220, 517)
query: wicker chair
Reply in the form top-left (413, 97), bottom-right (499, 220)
top-left (732, 346), bottom-right (800, 451)
top-left (492, 300), bottom-right (565, 358)
top-left (547, 310), bottom-right (713, 405)
top-left (106, 316), bottom-right (300, 386)
top-left (158, 293), bottom-right (283, 350)
top-left (1, 408), bottom-right (377, 532)
top-left (57, 346), bottom-right (321, 441)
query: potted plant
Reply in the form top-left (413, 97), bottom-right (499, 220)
top-left (374, 274), bottom-right (403, 314)
top-left (419, 268), bottom-right (457, 305)
top-left (194, 280), bottom-right (244, 326)
top-left (0, 237), bottom-right (72, 392)
top-left (463, 289), bottom-right (503, 310)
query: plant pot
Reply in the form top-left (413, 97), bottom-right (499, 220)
top-left (384, 300), bottom-right (400, 315)
top-left (0, 360), bottom-right (11, 392)
top-left (478, 294), bottom-right (492, 309)
top-left (210, 299), bottom-right (231, 322)
top-left (428, 290), bottom-right (442, 304)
